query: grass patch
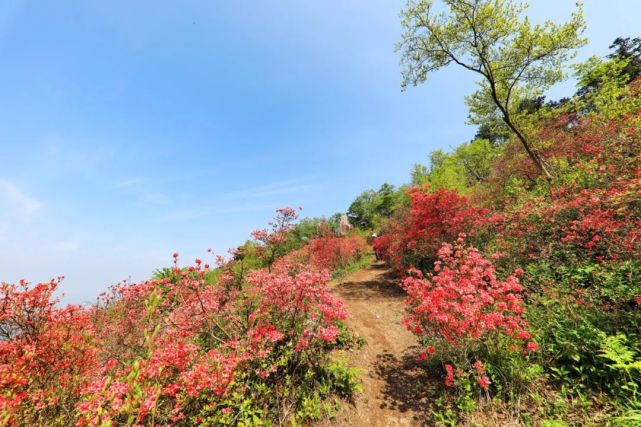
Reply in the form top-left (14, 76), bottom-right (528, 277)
top-left (331, 253), bottom-right (375, 280)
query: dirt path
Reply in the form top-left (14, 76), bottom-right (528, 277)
top-left (327, 262), bottom-right (435, 427)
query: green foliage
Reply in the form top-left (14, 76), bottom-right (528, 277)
top-left (228, 241), bottom-right (265, 284)
top-left (540, 420), bottom-right (569, 427)
top-left (431, 396), bottom-right (458, 426)
top-left (347, 183), bottom-right (402, 230)
top-left (412, 139), bottom-right (500, 192)
top-left (474, 121), bottom-right (512, 147)
top-left (599, 333), bottom-right (641, 375)
top-left (520, 259), bottom-right (641, 404)
top-left (455, 138), bottom-right (499, 183)
top-left (287, 217), bottom-right (327, 247)
top-left (410, 163), bottom-right (430, 186)
top-left (573, 55), bottom-right (641, 118)
top-left (324, 361), bottom-right (362, 398)
top-left (399, 0), bottom-right (587, 178)
top-left (188, 338), bottom-right (360, 426)
top-left (609, 37), bottom-right (641, 81)
top-left (413, 149), bottom-right (467, 192)
top-left (331, 252), bottom-right (374, 281)
top-left (153, 265), bottom-right (219, 284)
top-left (599, 333), bottom-right (641, 425)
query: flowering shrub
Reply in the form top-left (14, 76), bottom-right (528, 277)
top-left (401, 235), bottom-right (536, 392)
top-left (487, 85), bottom-right (641, 193)
top-left (271, 232), bottom-right (369, 276)
top-left (306, 234), bottom-right (369, 271)
top-left (0, 279), bottom-right (97, 426)
top-left (1, 208), bottom-right (360, 426)
top-left (250, 207), bottom-right (300, 272)
top-left (374, 186), bottom-right (487, 274)
top-left (76, 253), bottom-right (349, 426)
top-left (496, 173), bottom-right (641, 266)
top-left (270, 248), bottom-right (312, 275)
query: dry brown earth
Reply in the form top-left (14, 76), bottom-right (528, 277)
top-left (325, 262), bottom-right (438, 427)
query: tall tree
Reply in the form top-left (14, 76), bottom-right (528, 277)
top-left (576, 36), bottom-right (641, 103)
top-left (398, 0), bottom-right (586, 180)
top-left (347, 183), bottom-right (401, 230)
top-left (608, 36), bottom-right (641, 82)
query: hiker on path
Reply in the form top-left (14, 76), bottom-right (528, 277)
top-left (371, 233), bottom-right (381, 261)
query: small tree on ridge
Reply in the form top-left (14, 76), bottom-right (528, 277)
top-left (398, 0), bottom-right (587, 180)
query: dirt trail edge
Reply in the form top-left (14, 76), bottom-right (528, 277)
top-left (326, 262), bottom-right (433, 427)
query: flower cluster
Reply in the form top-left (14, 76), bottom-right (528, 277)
top-left (401, 235), bottom-right (536, 389)
top-left (75, 255), bottom-right (347, 425)
top-left (251, 207), bottom-right (300, 271)
top-left (496, 175), bottom-right (641, 265)
top-left (272, 233), bottom-right (369, 275)
top-left (374, 186), bottom-right (487, 274)
top-left (1, 207), bottom-right (355, 426)
top-left (0, 279), bottom-right (97, 426)
top-left (306, 234), bottom-right (369, 271)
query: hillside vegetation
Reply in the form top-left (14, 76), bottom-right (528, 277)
top-left (350, 10), bottom-right (641, 422)
top-left (2, 0), bottom-right (641, 425)
top-left (0, 209), bottom-right (370, 426)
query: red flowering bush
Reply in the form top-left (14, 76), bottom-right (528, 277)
top-left (270, 248), bottom-right (311, 275)
top-left (271, 232), bottom-right (369, 276)
top-left (0, 279), bottom-right (97, 426)
top-left (486, 86), bottom-right (641, 193)
top-left (1, 207), bottom-right (360, 426)
top-left (75, 255), bottom-right (348, 426)
top-left (250, 207), bottom-right (300, 272)
top-left (375, 186), bottom-right (488, 274)
top-left (401, 235), bottom-right (536, 392)
top-left (306, 234), bottom-right (369, 271)
top-left (495, 172), bottom-right (641, 266)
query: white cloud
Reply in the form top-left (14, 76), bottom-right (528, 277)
top-left (0, 179), bottom-right (43, 219)
top-left (113, 178), bottom-right (144, 189)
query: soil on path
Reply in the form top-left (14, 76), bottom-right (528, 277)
top-left (326, 262), bottom-right (437, 427)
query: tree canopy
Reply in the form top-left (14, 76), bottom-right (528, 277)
top-left (398, 0), bottom-right (587, 179)
top-left (347, 183), bottom-right (402, 230)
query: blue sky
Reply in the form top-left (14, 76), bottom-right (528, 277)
top-left (1, 0), bottom-right (639, 303)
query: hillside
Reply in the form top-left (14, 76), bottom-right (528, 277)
top-left (2, 1), bottom-right (641, 426)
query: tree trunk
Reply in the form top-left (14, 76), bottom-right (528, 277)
top-left (501, 115), bottom-right (553, 181)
